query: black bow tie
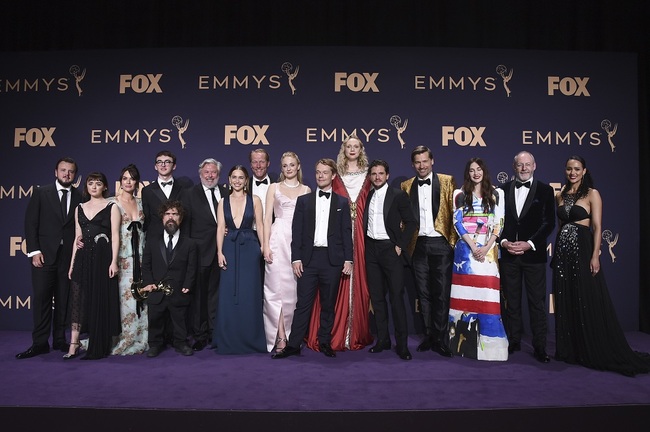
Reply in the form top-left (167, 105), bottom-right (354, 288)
top-left (418, 178), bottom-right (431, 186)
top-left (319, 190), bottom-right (331, 199)
top-left (516, 181), bottom-right (531, 189)
top-left (255, 178), bottom-right (268, 186)
top-left (160, 181), bottom-right (173, 187)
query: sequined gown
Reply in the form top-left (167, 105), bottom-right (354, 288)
top-left (213, 195), bottom-right (266, 354)
top-left (110, 197), bottom-right (148, 355)
top-left (263, 185), bottom-right (308, 352)
top-left (552, 195), bottom-right (650, 376)
top-left (306, 172), bottom-right (373, 351)
top-left (449, 189), bottom-right (508, 361)
top-left (70, 203), bottom-right (121, 359)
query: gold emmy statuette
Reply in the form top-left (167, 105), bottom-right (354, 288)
top-left (130, 280), bottom-right (173, 302)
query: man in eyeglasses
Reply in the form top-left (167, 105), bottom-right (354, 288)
top-left (141, 150), bottom-right (193, 349)
top-left (142, 150), bottom-right (193, 244)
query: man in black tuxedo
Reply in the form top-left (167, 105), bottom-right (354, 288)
top-left (142, 150), bottom-right (192, 244)
top-left (142, 200), bottom-right (197, 357)
top-left (141, 150), bottom-right (192, 346)
top-left (499, 151), bottom-right (555, 363)
top-left (182, 158), bottom-right (227, 351)
top-left (17, 157), bottom-right (82, 359)
top-left (401, 146), bottom-right (457, 358)
top-left (363, 160), bottom-right (418, 361)
top-left (273, 158), bottom-right (353, 359)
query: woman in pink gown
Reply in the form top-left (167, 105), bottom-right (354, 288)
top-left (262, 152), bottom-right (310, 352)
top-left (306, 135), bottom-right (373, 351)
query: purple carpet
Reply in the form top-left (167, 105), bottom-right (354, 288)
top-left (2, 330), bottom-right (650, 412)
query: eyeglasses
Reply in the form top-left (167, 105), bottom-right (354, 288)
top-left (156, 160), bottom-right (174, 166)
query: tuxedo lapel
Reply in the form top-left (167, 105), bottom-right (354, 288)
top-left (431, 173), bottom-right (440, 220)
top-left (507, 182), bottom-right (519, 220)
top-left (383, 188), bottom-right (395, 225)
top-left (327, 193), bottom-right (338, 238)
top-left (409, 179), bottom-right (419, 217)
top-left (49, 186), bottom-right (65, 223)
top-left (363, 189), bottom-right (375, 232)
top-left (159, 237), bottom-right (169, 266)
top-left (519, 180), bottom-right (538, 219)
top-left (152, 182), bottom-right (167, 204)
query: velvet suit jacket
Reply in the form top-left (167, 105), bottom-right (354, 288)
top-left (291, 190), bottom-right (353, 267)
top-left (141, 235), bottom-right (197, 306)
top-left (363, 186), bottom-right (419, 266)
top-left (181, 184), bottom-right (228, 267)
top-left (400, 172), bottom-right (458, 256)
top-left (499, 179), bottom-right (556, 264)
top-left (24, 183), bottom-right (82, 266)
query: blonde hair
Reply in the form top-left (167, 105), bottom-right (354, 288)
top-left (277, 151), bottom-right (303, 184)
top-left (336, 134), bottom-right (368, 175)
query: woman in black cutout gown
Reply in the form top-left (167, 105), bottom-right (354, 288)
top-left (552, 155), bottom-right (650, 376)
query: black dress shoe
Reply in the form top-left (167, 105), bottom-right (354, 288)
top-left (272, 346), bottom-right (300, 359)
top-left (416, 339), bottom-right (433, 352)
top-left (397, 348), bottom-right (412, 361)
top-left (369, 340), bottom-right (391, 353)
top-left (508, 342), bottom-right (521, 354)
top-left (175, 344), bottom-right (194, 356)
top-left (432, 343), bottom-right (454, 358)
top-left (319, 343), bottom-right (336, 358)
top-left (147, 346), bottom-right (163, 358)
top-left (16, 345), bottom-right (49, 359)
top-left (533, 350), bottom-right (551, 363)
top-left (52, 340), bottom-right (69, 352)
top-left (192, 340), bottom-right (207, 351)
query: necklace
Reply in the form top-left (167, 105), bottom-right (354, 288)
top-left (283, 181), bottom-right (300, 188)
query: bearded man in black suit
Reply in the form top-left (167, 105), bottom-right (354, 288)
top-left (363, 160), bottom-right (418, 361)
top-left (142, 200), bottom-right (197, 358)
top-left (17, 157), bottom-right (82, 359)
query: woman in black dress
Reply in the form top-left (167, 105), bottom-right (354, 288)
top-left (66, 172), bottom-right (121, 359)
top-left (552, 155), bottom-right (650, 376)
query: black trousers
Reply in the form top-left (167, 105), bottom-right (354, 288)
top-left (365, 238), bottom-right (408, 349)
top-left (189, 255), bottom-right (221, 342)
top-left (287, 248), bottom-right (341, 348)
top-left (499, 258), bottom-right (548, 352)
top-left (411, 236), bottom-right (453, 345)
top-left (31, 245), bottom-right (70, 347)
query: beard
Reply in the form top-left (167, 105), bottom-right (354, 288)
top-left (164, 220), bottom-right (179, 235)
top-left (57, 179), bottom-right (74, 188)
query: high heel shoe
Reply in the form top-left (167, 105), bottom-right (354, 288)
top-left (274, 337), bottom-right (287, 353)
top-left (63, 342), bottom-right (81, 360)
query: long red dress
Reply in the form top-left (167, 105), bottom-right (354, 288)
top-left (305, 173), bottom-right (373, 351)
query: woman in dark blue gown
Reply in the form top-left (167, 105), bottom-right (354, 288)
top-left (213, 165), bottom-right (266, 354)
top-left (552, 156), bottom-right (650, 376)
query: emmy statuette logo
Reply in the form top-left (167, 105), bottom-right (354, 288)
top-left (601, 119), bottom-right (617, 153)
top-left (69, 65), bottom-right (86, 96)
top-left (496, 64), bottom-right (513, 97)
top-left (602, 229), bottom-right (618, 263)
top-left (389, 115), bottom-right (408, 149)
top-left (281, 62), bottom-right (299, 95)
top-left (172, 116), bottom-right (189, 150)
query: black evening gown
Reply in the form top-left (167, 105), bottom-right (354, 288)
top-left (552, 195), bottom-right (650, 376)
top-left (70, 203), bottom-right (121, 359)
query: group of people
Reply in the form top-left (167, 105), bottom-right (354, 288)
top-left (15, 142), bottom-right (650, 376)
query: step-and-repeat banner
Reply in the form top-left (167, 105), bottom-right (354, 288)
top-left (0, 47), bottom-right (638, 331)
